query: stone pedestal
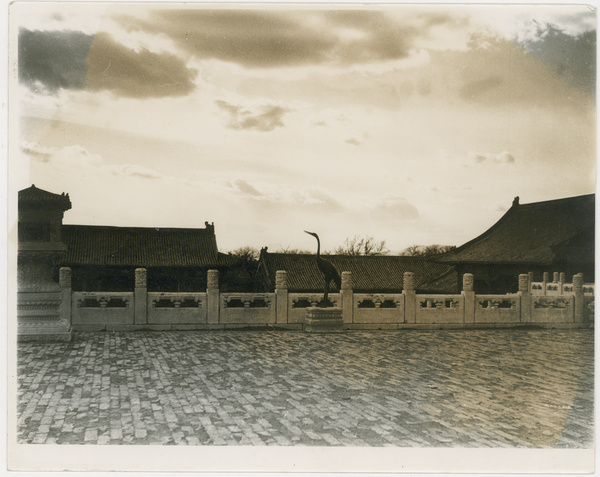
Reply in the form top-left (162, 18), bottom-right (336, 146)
top-left (304, 307), bottom-right (344, 333)
top-left (17, 185), bottom-right (73, 341)
top-left (17, 251), bottom-right (71, 342)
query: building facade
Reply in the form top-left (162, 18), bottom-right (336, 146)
top-left (437, 195), bottom-right (595, 293)
top-left (255, 248), bottom-right (459, 294)
top-left (18, 185), bottom-right (233, 293)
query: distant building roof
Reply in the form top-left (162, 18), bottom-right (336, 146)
top-left (19, 185), bottom-right (72, 211)
top-left (437, 194), bottom-right (595, 266)
top-left (257, 251), bottom-right (457, 293)
top-left (62, 223), bottom-right (222, 268)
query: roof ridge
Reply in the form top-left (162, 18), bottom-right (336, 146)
top-left (63, 224), bottom-right (215, 233)
top-left (19, 185), bottom-right (72, 210)
top-left (265, 252), bottom-right (427, 259)
top-left (517, 193), bottom-right (595, 209)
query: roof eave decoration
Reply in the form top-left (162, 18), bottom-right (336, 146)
top-left (18, 185), bottom-right (72, 211)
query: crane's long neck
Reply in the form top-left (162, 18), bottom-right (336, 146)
top-left (314, 235), bottom-right (321, 258)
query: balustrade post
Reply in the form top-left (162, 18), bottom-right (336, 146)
top-left (403, 272), bottom-right (416, 324)
top-left (462, 273), bottom-right (475, 324)
top-left (59, 267), bottom-right (72, 328)
top-left (573, 273), bottom-right (584, 324)
top-left (542, 272), bottom-right (549, 295)
top-left (134, 268), bottom-right (147, 324)
top-left (518, 273), bottom-right (531, 322)
top-left (207, 269), bottom-right (220, 324)
top-left (528, 272), bottom-right (534, 293)
top-left (559, 272), bottom-right (565, 295)
top-left (275, 270), bottom-right (288, 324)
top-left (341, 271), bottom-right (353, 325)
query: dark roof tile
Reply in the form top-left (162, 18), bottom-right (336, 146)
top-left (438, 194), bottom-right (595, 266)
top-left (62, 224), bottom-right (219, 267)
top-left (258, 252), bottom-right (457, 293)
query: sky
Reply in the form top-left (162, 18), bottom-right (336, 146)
top-left (10, 1), bottom-right (597, 254)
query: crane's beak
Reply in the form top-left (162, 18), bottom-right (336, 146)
top-left (304, 230), bottom-right (315, 236)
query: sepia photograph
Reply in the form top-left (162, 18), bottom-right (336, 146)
top-left (7, 0), bottom-right (596, 473)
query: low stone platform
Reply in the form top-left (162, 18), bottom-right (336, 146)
top-left (304, 307), bottom-right (344, 332)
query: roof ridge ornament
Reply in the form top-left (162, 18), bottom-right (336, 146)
top-left (512, 196), bottom-right (519, 207)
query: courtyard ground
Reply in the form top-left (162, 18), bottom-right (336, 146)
top-left (16, 328), bottom-right (593, 447)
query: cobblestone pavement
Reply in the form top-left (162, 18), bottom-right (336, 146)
top-left (17, 329), bottom-right (593, 447)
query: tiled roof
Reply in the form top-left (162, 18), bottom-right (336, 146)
top-left (217, 252), bottom-right (242, 267)
top-left (19, 185), bottom-right (72, 211)
top-left (258, 252), bottom-right (457, 293)
top-left (62, 224), bottom-right (220, 267)
top-left (438, 194), bottom-right (595, 266)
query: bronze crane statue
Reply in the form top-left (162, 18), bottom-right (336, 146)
top-left (304, 230), bottom-right (341, 305)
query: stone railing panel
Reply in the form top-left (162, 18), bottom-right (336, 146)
top-left (530, 282), bottom-right (544, 295)
top-left (220, 293), bottom-right (276, 324)
top-left (475, 294), bottom-right (520, 324)
top-left (287, 293), bottom-right (341, 324)
top-left (530, 282), bottom-right (594, 296)
top-left (416, 294), bottom-right (463, 324)
top-left (562, 284), bottom-right (574, 295)
top-left (561, 283), bottom-right (594, 296)
top-left (531, 295), bottom-right (574, 323)
top-left (147, 292), bottom-right (207, 324)
top-left (353, 293), bottom-right (404, 324)
top-left (545, 283), bottom-right (562, 296)
top-left (72, 292), bottom-right (134, 325)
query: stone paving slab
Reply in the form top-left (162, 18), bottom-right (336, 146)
top-left (16, 329), bottom-right (593, 447)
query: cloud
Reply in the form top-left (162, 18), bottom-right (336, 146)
top-left (20, 141), bottom-right (55, 161)
top-left (225, 178), bottom-right (343, 213)
top-left (236, 26), bottom-right (594, 112)
top-left (22, 141), bottom-right (103, 166)
top-left (18, 29), bottom-right (94, 93)
top-left (21, 141), bottom-right (168, 181)
top-left (345, 137), bottom-right (361, 146)
top-left (304, 189), bottom-right (343, 212)
top-left (233, 179), bottom-right (263, 197)
top-left (116, 9), bottom-right (464, 69)
top-left (517, 24), bottom-right (596, 96)
top-left (416, 79), bottom-right (432, 96)
top-left (371, 195), bottom-right (420, 221)
top-left (459, 76), bottom-right (503, 100)
top-left (470, 151), bottom-right (515, 164)
top-left (444, 33), bottom-right (594, 107)
top-left (86, 32), bottom-right (197, 98)
top-left (216, 100), bottom-right (290, 131)
top-left (18, 29), bottom-right (197, 98)
top-left (106, 164), bottom-right (165, 179)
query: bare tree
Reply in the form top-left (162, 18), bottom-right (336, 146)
top-left (276, 246), bottom-right (312, 254)
top-left (400, 244), bottom-right (456, 257)
top-left (331, 235), bottom-right (389, 256)
top-left (228, 246), bottom-right (260, 264)
top-left (401, 244), bottom-right (424, 256)
top-left (423, 244), bottom-right (456, 256)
